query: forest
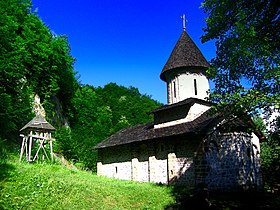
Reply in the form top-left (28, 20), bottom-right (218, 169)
top-left (0, 0), bottom-right (279, 195)
top-left (0, 0), bottom-right (162, 171)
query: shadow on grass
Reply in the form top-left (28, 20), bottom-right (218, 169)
top-left (165, 184), bottom-right (280, 210)
top-left (165, 184), bottom-right (213, 210)
top-left (209, 191), bottom-right (280, 210)
top-left (0, 162), bottom-right (16, 182)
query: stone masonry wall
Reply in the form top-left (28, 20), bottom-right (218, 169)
top-left (98, 144), bottom-right (132, 180)
top-left (167, 139), bottom-right (198, 187)
top-left (199, 131), bottom-right (262, 192)
top-left (96, 131), bottom-right (262, 192)
top-left (97, 138), bottom-right (199, 186)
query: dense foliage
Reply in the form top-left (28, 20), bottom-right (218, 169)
top-left (56, 83), bottom-right (162, 170)
top-left (0, 0), bottom-right (77, 143)
top-left (201, 0), bottom-right (280, 190)
top-left (261, 117), bottom-right (280, 191)
top-left (201, 0), bottom-right (279, 119)
top-left (253, 116), bottom-right (280, 190)
top-left (0, 0), bottom-right (162, 171)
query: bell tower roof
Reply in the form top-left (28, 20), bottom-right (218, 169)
top-left (160, 31), bottom-right (210, 81)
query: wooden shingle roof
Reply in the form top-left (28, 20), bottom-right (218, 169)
top-left (91, 98), bottom-right (266, 150)
top-left (160, 31), bottom-right (210, 81)
top-left (92, 109), bottom-right (220, 150)
top-left (20, 115), bottom-right (56, 132)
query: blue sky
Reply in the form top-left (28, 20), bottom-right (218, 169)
top-left (32, 0), bottom-right (216, 104)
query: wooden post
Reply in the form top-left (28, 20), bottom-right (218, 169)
top-left (20, 129), bottom-right (54, 162)
top-left (41, 132), bottom-right (44, 160)
top-left (41, 136), bottom-right (50, 161)
top-left (33, 139), bottom-right (44, 161)
top-left (28, 130), bottom-right (33, 162)
top-left (50, 133), bottom-right (53, 162)
top-left (25, 136), bottom-right (28, 160)
top-left (19, 135), bottom-right (26, 161)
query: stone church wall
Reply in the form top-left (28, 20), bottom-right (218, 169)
top-left (97, 137), bottom-right (199, 186)
top-left (198, 131), bottom-right (262, 191)
top-left (131, 142), bottom-right (152, 182)
top-left (96, 132), bottom-right (262, 192)
top-left (97, 145), bottom-right (132, 180)
top-left (167, 139), bottom-right (198, 187)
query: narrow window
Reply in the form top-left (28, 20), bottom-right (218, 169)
top-left (173, 81), bottom-right (176, 98)
top-left (194, 79), bottom-right (197, 95)
top-left (115, 166), bottom-right (118, 174)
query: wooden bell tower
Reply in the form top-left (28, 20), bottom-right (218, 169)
top-left (19, 114), bottom-right (56, 162)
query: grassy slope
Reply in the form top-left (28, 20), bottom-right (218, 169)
top-left (0, 157), bottom-right (175, 210)
top-left (2, 156), bottom-right (280, 210)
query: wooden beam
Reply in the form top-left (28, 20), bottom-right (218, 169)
top-left (50, 133), bottom-right (53, 161)
top-left (19, 131), bottom-right (55, 162)
top-left (19, 136), bottom-right (26, 161)
top-left (28, 131), bottom-right (32, 162)
top-left (28, 134), bottom-right (55, 140)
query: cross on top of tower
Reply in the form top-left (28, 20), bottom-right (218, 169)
top-left (180, 14), bottom-right (187, 31)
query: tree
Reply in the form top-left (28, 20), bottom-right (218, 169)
top-left (0, 0), bottom-right (35, 141)
top-left (55, 83), bottom-right (162, 171)
top-left (95, 83), bottom-right (162, 129)
top-left (261, 117), bottom-right (280, 190)
top-left (0, 0), bottom-right (77, 142)
top-left (201, 0), bottom-right (280, 122)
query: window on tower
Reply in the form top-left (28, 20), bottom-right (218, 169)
top-left (194, 79), bottom-right (197, 95)
top-left (173, 81), bottom-right (176, 98)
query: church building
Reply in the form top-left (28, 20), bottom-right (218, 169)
top-left (92, 18), bottom-right (264, 192)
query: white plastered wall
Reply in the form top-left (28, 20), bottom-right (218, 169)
top-left (154, 103), bottom-right (210, 129)
top-left (167, 72), bottom-right (209, 104)
top-left (99, 161), bottom-right (132, 181)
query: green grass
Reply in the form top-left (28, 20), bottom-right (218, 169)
top-left (0, 156), bottom-right (175, 210)
top-left (1, 154), bottom-right (280, 209)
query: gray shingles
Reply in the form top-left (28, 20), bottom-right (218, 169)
top-left (20, 115), bottom-right (56, 132)
top-left (91, 101), bottom-right (264, 150)
top-left (92, 108), bottom-right (219, 150)
top-left (160, 31), bottom-right (210, 81)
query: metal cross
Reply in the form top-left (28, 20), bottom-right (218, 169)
top-left (180, 14), bottom-right (187, 31)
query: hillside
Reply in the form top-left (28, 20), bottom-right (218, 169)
top-left (0, 155), bottom-right (175, 209)
top-left (1, 154), bottom-right (280, 209)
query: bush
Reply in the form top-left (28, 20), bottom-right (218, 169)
top-left (0, 138), bottom-right (7, 163)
